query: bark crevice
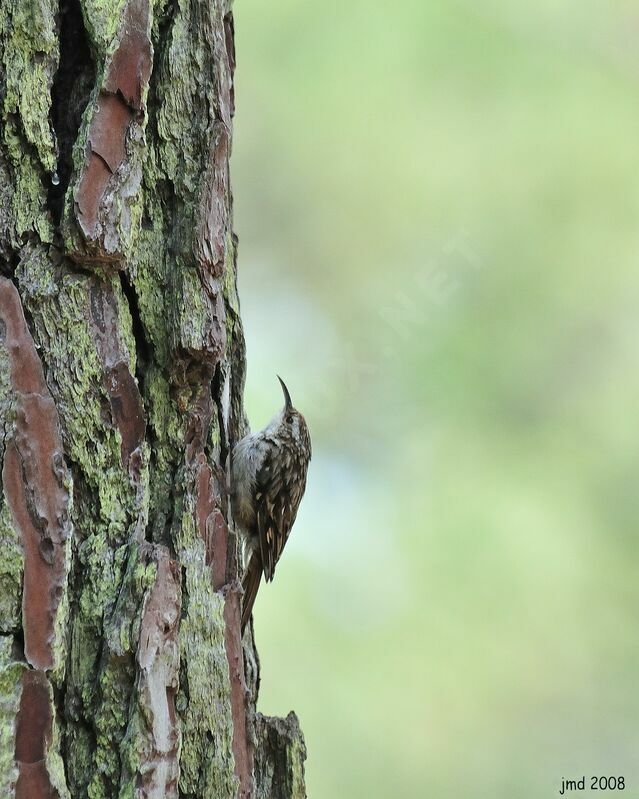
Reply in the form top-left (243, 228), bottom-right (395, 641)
top-left (49, 0), bottom-right (96, 225)
top-left (118, 269), bottom-right (151, 394)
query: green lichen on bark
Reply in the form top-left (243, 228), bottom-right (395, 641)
top-left (154, 0), bottom-right (217, 197)
top-left (81, 0), bottom-right (128, 61)
top-left (0, 0), bottom-right (57, 166)
top-left (254, 713), bottom-right (308, 799)
top-left (126, 220), bottom-right (169, 362)
top-left (0, 0), bottom-right (57, 244)
top-left (66, 537), bottom-right (128, 720)
top-left (0, 637), bottom-right (23, 795)
top-left (285, 729), bottom-right (307, 799)
top-left (145, 366), bottom-right (184, 539)
top-left (168, 264), bottom-right (212, 359)
top-left (50, 516), bottom-right (73, 684)
top-left (174, 486), bottom-right (237, 798)
top-left (66, 542), bottom-right (157, 799)
top-left (0, 503), bottom-right (22, 633)
top-left (47, 710), bottom-right (73, 799)
top-left (0, 344), bottom-right (23, 634)
top-left (85, 545), bottom-right (155, 798)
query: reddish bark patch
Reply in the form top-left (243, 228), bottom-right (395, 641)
top-left (0, 280), bottom-right (71, 671)
top-left (89, 93), bottom-right (130, 172)
top-left (0, 290), bottom-right (47, 394)
top-left (186, 389), bottom-right (228, 587)
top-left (103, 0), bottom-right (151, 108)
top-left (15, 763), bottom-right (56, 799)
top-left (15, 670), bottom-right (56, 799)
top-left (208, 508), bottom-right (228, 588)
top-left (136, 547), bottom-right (181, 798)
top-left (15, 671), bottom-right (51, 762)
top-left (74, 0), bottom-right (151, 244)
top-left (76, 96), bottom-right (129, 239)
top-left (3, 444), bottom-right (57, 671)
top-left (223, 583), bottom-right (254, 799)
top-left (195, 455), bottom-right (228, 590)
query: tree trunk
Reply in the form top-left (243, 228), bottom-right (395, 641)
top-left (0, 0), bottom-right (306, 796)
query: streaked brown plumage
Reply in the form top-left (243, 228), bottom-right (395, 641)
top-left (231, 377), bottom-right (311, 633)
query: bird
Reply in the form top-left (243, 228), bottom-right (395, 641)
top-left (231, 376), bottom-right (311, 633)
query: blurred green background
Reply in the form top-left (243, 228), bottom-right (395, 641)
top-left (231, 2), bottom-right (639, 796)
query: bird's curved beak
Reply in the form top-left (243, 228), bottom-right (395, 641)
top-left (277, 375), bottom-right (293, 411)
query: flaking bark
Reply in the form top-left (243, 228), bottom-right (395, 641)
top-left (0, 0), bottom-right (307, 796)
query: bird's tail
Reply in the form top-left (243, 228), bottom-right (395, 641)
top-left (241, 551), bottom-right (263, 634)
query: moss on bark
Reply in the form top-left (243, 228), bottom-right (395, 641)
top-left (0, 342), bottom-right (22, 632)
top-left (0, 0), bottom-right (58, 245)
top-left (0, 638), bottom-right (23, 794)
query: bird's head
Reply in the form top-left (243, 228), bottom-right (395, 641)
top-left (270, 376), bottom-right (312, 457)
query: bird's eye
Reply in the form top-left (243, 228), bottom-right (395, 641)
top-left (286, 414), bottom-right (294, 424)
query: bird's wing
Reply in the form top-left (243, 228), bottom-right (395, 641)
top-left (254, 440), bottom-right (307, 582)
